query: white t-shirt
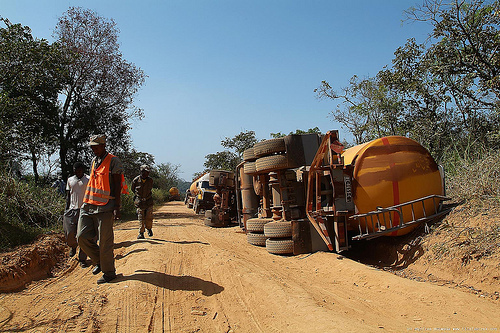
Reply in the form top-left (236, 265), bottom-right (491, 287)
top-left (66, 174), bottom-right (90, 210)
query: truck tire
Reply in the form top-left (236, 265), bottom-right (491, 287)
top-left (266, 238), bottom-right (293, 255)
top-left (204, 209), bottom-right (213, 226)
top-left (253, 138), bottom-right (286, 158)
top-left (264, 221), bottom-right (292, 238)
top-left (205, 218), bottom-right (224, 228)
top-left (194, 199), bottom-right (201, 214)
top-left (246, 218), bottom-right (273, 233)
top-left (255, 154), bottom-right (295, 173)
top-left (247, 232), bottom-right (266, 246)
top-left (244, 161), bottom-right (257, 175)
top-left (243, 148), bottom-right (256, 161)
top-left (205, 218), bottom-right (216, 227)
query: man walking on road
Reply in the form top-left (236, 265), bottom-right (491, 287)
top-left (131, 164), bottom-right (154, 239)
top-left (64, 162), bottom-right (90, 267)
top-left (77, 134), bottom-right (128, 284)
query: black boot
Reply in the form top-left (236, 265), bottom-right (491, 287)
top-left (92, 264), bottom-right (101, 275)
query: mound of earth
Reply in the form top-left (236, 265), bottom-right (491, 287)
top-left (347, 201), bottom-right (500, 300)
top-left (0, 233), bottom-right (68, 293)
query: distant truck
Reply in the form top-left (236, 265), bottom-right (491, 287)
top-left (185, 173), bottom-right (217, 214)
top-left (204, 170), bottom-right (237, 227)
top-left (236, 131), bottom-right (449, 255)
top-left (169, 187), bottom-right (181, 201)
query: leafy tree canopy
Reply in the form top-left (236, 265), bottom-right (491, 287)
top-left (317, 0), bottom-right (500, 160)
top-left (202, 130), bottom-right (258, 176)
top-left (220, 130), bottom-right (258, 157)
top-left (270, 127), bottom-right (322, 138)
top-left (0, 18), bottom-right (68, 183)
top-left (54, 7), bottom-right (146, 179)
top-left (150, 162), bottom-right (182, 192)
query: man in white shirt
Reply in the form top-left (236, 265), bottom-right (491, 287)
top-left (64, 162), bottom-right (90, 267)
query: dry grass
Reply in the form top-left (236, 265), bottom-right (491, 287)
top-left (432, 149), bottom-right (500, 264)
top-left (430, 203), bottom-right (500, 263)
top-left (446, 151), bottom-right (500, 202)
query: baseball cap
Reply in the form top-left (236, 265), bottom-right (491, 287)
top-left (89, 134), bottom-right (106, 146)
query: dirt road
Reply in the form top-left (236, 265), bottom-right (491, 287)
top-left (0, 202), bottom-right (499, 332)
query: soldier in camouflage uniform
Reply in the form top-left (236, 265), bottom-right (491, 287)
top-left (131, 165), bottom-right (154, 239)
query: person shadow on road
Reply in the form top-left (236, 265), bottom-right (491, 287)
top-left (109, 270), bottom-right (224, 296)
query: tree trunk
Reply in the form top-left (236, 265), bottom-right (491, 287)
top-left (30, 148), bottom-right (39, 185)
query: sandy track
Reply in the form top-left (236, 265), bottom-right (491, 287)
top-left (0, 202), bottom-right (498, 332)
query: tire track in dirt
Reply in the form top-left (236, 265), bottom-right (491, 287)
top-left (193, 227), bottom-right (361, 332)
top-left (1, 256), bottom-right (98, 332)
top-left (195, 229), bottom-right (267, 332)
top-left (181, 218), bottom-right (499, 332)
top-left (1, 202), bottom-right (499, 333)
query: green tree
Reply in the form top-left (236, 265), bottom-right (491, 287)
top-left (0, 19), bottom-right (68, 183)
top-left (270, 127), bottom-right (322, 138)
top-left (151, 162), bottom-right (181, 191)
top-left (119, 149), bottom-right (155, 181)
top-left (381, 39), bottom-right (454, 157)
top-left (316, 74), bottom-right (405, 145)
top-left (203, 151), bottom-right (241, 173)
top-left (318, 0), bottom-right (500, 159)
top-left (54, 7), bottom-right (146, 179)
top-left (202, 130), bottom-right (258, 174)
top-left (406, 0), bottom-right (500, 149)
top-left (220, 130), bottom-right (258, 158)
top-left (406, 0), bottom-right (500, 105)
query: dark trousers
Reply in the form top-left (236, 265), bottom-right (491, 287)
top-left (63, 209), bottom-right (88, 262)
top-left (77, 210), bottom-right (115, 275)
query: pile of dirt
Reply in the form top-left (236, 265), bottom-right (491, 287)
top-left (347, 201), bottom-right (500, 300)
top-left (0, 232), bottom-right (69, 293)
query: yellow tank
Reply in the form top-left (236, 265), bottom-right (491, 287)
top-left (343, 136), bottom-right (444, 236)
top-left (189, 181), bottom-right (198, 194)
top-left (189, 173), bottom-right (206, 195)
top-left (169, 187), bottom-right (179, 196)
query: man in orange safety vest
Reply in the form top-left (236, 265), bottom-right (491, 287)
top-left (77, 134), bottom-right (128, 284)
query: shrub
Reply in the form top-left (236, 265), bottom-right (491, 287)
top-left (152, 188), bottom-right (170, 205)
top-left (120, 188), bottom-right (136, 219)
top-left (445, 150), bottom-right (500, 203)
top-left (0, 172), bottom-right (65, 251)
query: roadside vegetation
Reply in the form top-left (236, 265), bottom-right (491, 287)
top-left (0, 7), bottom-right (189, 251)
top-left (425, 150), bottom-right (500, 273)
top-left (0, 172), bottom-right (64, 251)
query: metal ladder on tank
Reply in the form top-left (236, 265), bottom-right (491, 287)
top-left (350, 194), bottom-right (450, 241)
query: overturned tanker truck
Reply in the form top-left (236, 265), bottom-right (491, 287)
top-left (236, 130), bottom-right (449, 255)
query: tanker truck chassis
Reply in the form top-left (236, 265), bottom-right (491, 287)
top-left (237, 130), bottom-right (450, 255)
top-left (204, 170), bottom-right (238, 227)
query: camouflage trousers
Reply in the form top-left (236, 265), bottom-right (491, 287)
top-left (137, 206), bottom-right (153, 233)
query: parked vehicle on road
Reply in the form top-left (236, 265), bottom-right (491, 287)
top-left (204, 170), bottom-right (237, 227)
top-left (185, 173), bottom-right (217, 214)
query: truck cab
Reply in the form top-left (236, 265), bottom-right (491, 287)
top-left (191, 173), bottom-right (217, 214)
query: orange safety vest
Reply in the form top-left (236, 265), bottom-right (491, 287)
top-left (84, 153), bottom-right (128, 206)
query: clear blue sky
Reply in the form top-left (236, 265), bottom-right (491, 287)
top-left (2, 0), bottom-right (432, 181)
